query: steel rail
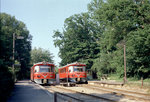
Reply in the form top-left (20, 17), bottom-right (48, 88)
top-left (81, 84), bottom-right (150, 101)
top-left (51, 86), bottom-right (116, 102)
top-left (54, 91), bottom-right (83, 102)
top-left (44, 86), bottom-right (83, 102)
top-left (88, 82), bottom-right (149, 96)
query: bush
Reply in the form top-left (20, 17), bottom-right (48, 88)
top-left (0, 65), bottom-right (14, 102)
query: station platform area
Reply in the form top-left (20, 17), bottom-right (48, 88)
top-left (7, 80), bottom-right (53, 102)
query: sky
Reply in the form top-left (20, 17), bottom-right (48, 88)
top-left (1, 0), bottom-right (92, 65)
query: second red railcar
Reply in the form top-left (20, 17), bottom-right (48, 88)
top-left (58, 62), bottom-right (88, 84)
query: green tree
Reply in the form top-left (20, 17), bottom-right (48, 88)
top-left (31, 47), bottom-right (54, 64)
top-left (0, 13), bottom-right (32, 101)
top-left (88, 0), bottom-right (150, 78)
top-left (127, 26), bottom-right (150, 78)
top-left (0, 13), bottom-right (32, 78)
top-left (53, 13), bottom-right (100, 69)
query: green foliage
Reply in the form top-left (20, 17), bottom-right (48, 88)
top-left (30, 47), bottom-right (54, 64)
top-left (0, 65), bottom-right (14, 102)
top-left (0, 13), bottom-right (32, 101)
top-left (127, 25), bottom-right (150, 78)
top-left (53, 13), bottom-right (100, 68)
top-left (53, 0), bottom-right (150, 79)
top-left (0, 13), bottom-right (32, 79)
top-left (88, 0), bottom-right (150, 79)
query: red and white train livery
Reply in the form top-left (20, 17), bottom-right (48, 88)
top-left (30, 62), bottom-right (56, 84)
top-left (58, 62), bottom-right (88, 84)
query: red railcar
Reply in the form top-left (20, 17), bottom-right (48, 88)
top-left (58, 62), bottom-right (88, 84)
top-left (30, 62), bottom-right (56, 84)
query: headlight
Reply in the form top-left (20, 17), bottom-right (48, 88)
top-left (37, 75), bottom-right (41, 78)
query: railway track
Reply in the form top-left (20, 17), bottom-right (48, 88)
top-left (79, 84), bottom-right (150, 102)
top-left (43, 85), bottom-right (143, 102)
top-left (44, 85), bottom-right (116, 102)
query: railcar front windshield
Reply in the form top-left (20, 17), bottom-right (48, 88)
top-left (74, 66), bottom-right (85, 72)
top-left (40, 66), bottom-right (50, 72)
top-left (34, 65), bottom-right (54, 72)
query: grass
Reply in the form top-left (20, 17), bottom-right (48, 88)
top-left (88, 74), bottom-right (150, 94)
top-left (108, 74), bottom-right (150, 83)
top-left (106, 74), bottom-right (150, 94)
top-left (107, 74), bottom-right (124, 82)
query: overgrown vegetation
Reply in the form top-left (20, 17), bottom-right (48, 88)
top-left (0, 65), bottom-right (14, 102)
top-left (53, 13), bottom-right (100, 69)
top-left (0, 13), bottom-right (32, 101)
top-left (53, 0), bottom-right (150, 79)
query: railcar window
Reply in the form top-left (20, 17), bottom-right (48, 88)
top-left (34, 66), bottom-right (39, 72)
top-left (83, 66), bottom-right (85, 71)
top-left (69, 66), bottom-right (73, 72)
top-left (39, 65), bottom-right (50, 72)
top-left (51, 66), bottom-right (54, 72)
top-left (74, 66), bottom-right (85, 72)
top-left (60, 68), bottom-right (66, 73)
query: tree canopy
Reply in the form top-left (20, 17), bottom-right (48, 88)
top-left (30, 47), bottom-right (54, 64)
top-left (53, 0), bottom-right (150, 79)
top-left (0, 13), bottom-right (32, 77)
top-left (88, 0), bottom-right (150, 78)
top-left (53, 13), bottom-right (100, 68)
top-left (0, 13), bottom-right (32, 101)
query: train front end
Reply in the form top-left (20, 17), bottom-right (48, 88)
top-left (31, 62), bottom-right (56, 85)
top-left (68, 63), bottom-right (88, 84)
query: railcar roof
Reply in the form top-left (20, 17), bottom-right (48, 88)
top-left (59, 62), bottom-right (86, 69)
top-left (34, 62), bottom-right (54, 65)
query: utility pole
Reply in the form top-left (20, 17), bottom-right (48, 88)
top-left (124, 44), bottom-right (127, 83)
top-left (117, 40), bottom-right (127, 84)
top-left (12, 33), bottom-right (24, 82)
top-left (12, 33), bottom-right (16, 82)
